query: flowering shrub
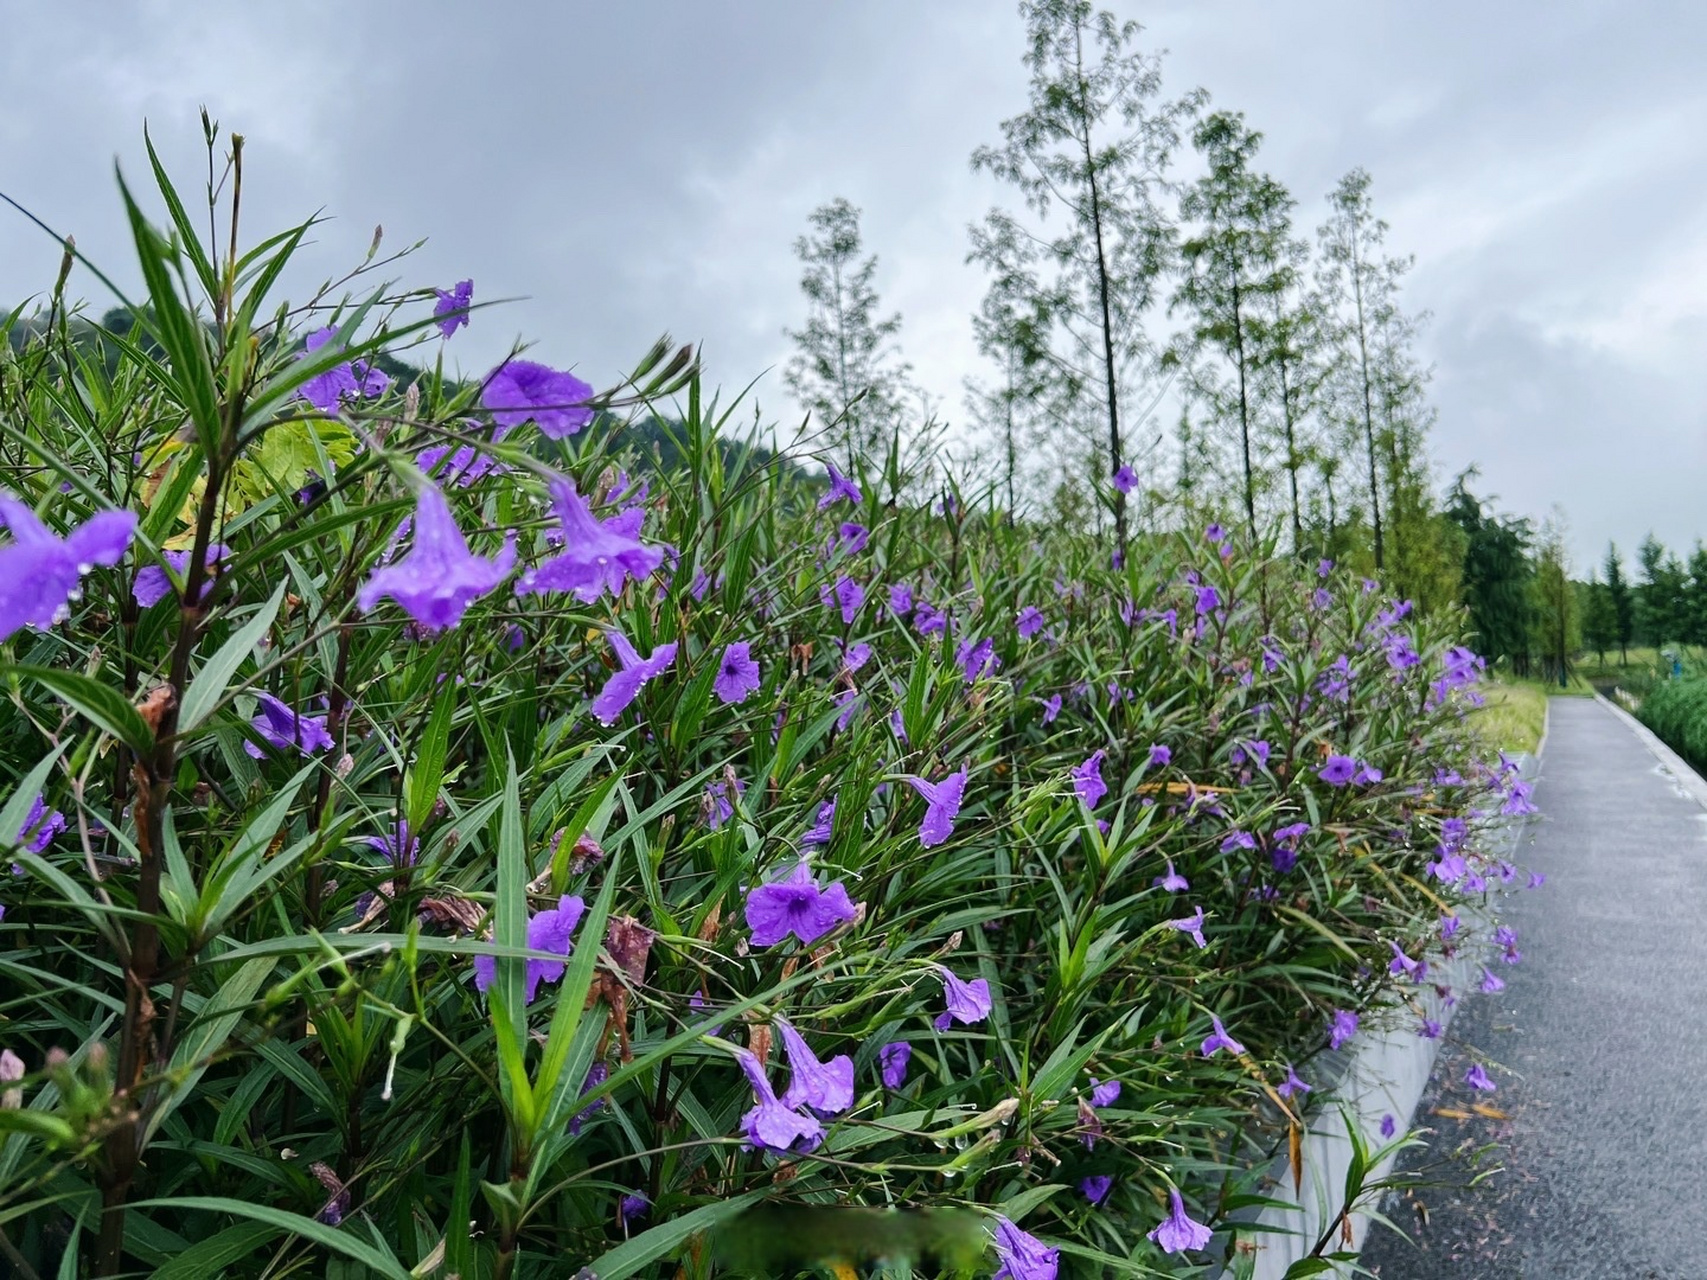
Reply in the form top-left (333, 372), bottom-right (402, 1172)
top-left (0, 141), bottom-right (1527, 1278)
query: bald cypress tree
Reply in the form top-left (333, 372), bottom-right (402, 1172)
top-left (1604, 542), bottom-right (1633, 665)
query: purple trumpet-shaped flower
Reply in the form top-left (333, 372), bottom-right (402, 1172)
top-left (1073, 751), bottom-right (1108, 808)
top-left (1388, 941), bottom-right (1424, 981)
top-left (433, 278), bottom-right (473, 338)
top-left (570, 1062), bottom-right (609, 1135)
top-left (1317, 755), bottom-right (1357, 787)
top-left (713, 641), bottom-right (762, 705)
top-left (1081, 1175), bottom-right (1113, 1206)
top-left (1040, 694), bottom-right (1062, 723)
top-left (1148, 744), bottom-right (1172, 768)
top-left (1278, 1064), bottom-right (1311, 1097)
top-left (364, 818), bottom-right (419, 869)
top-left (733, 1048), bottom-right (823, 1153)
top-left (836, 522), bottom-right (869, 554)
top-left (1480, 967), bottom-right (1506, 993)
top-left (878, 1041), bottom-right (911, 1088)
top-left (934, 966), bottom-right (992, 1031)
top-left (481, 360), bottom-right (594, 438)
top-left (1465, 1063), bottom-right (1497, 1092)
top-left (1088, 1076), bottom-right (1121, 1108)
top-left (589, 631), bottom-right (678, 725)
top-left (133, 543), bottom-right (230, 608)
top-left (1440, 914), bottom-right (1462, 940)
top-left (1016, 605), bottom-right (1045, 639)
top-left (296, 327), bottom-right (389, 413)
top-left (473, 893), bottom-right (587, 1004)
top-left (245, 692), bottom-right (334, 759)
top-left (1201, 1014), bottom-right (1244, 1057)
top-left (1111, 464), bottom-right (1138, 494)
top-left (822, 575), bottom-right (865, 624)
top-left (801, 799), bottom-right (836, 848)
top-left (1381, 1114), bottom-right (1397, 1138)
top-left (990, 1216), bottom-right (1059, 1280)
top-left (776, 1018), bottom-right (854, 1115)
top-left (743, 860), bottom-right (857, 948)
top-left (1153, 859), bottom-right (1189, 892)
top-left (1329, 1009), bottom-right (1359, 1051)
top-left (1219, 829), bottom-right (1256, 854)
top-left (1169, 906), bottom-right (1207, 949)
top-left (517, 478), bottom-right (663, 603)
top-left (0, 493), bottom-right (137, 640)
top-left (957, 636), bottom-right (998, 683)
top-left (619, 1193), bottom-right (649, 1225)
top-left (1418, 1017), bottom-right (1443, 1039)
top-left (904, 766), bottom-right (968, 848)
top-left (1194, 585), bottom-right (1221, 615)
top-left (357, 485), bottom-right (515, 631)
top-left (16, 794), bottom-right (65, 855)
top-left (819, 463), bottom-right (863, 508)
top-left (1148, 1189), bottom-right (1213, 1254)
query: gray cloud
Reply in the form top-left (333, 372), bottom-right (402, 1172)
top-left (2, 1), bottom-right (1701, 568)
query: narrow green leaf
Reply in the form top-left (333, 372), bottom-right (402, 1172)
top-left (7, 665), bottom-right (154, 754)
top-left (405, 682), bottom-right (457, 833)
top-left (152, 1221), bottom-right (282, 1280)
top-left (142, 956), bottom-right (276, 1145)
top-left (129, 1198), bottom-right (411, 1279)
top-left (488, 755), bottom-right (534, 1130)
top-left (178, 580), bottom-right (288, 732)
top-left (584, 1191), bottom-right (765, 1280)
top-left (0, 742), bottom-right (69, 852)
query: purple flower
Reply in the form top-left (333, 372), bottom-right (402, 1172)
top-left (1201, 1013), bottom-right (1243, 1056)
top-left (433, 278), bottom-right (474, 338)
top-left (1016, 605), bottom-right (1045, 639)
top-left (956, 636), bottom-right (998, 683)
top-left (1380, 1114), bottom-right (1396, 1138)
top-left (934, 966), bottom-right (992, 1031)
top-left (1354, 762), bottom-right (1385, 785)
top-left (1317, 755), bottom-right (1357, 787)
top-left (517, 478), bottom-right (663, 602)
top-left (570, 1062), bottom-right (609, 1135)
top-left (702, 777), bottom-right (745, 830)
top-left (245, 692), bottom-right (334, 759)
top-left (473, 893), bottom-right (586, 1004)
top-left (589, 631), bottom-right (678, 725)
top-left (1169, 906), bottom-right (1207, 949)
top-left (1440, 914), bottom-right (1461, 940)
top-left (1388, 942), bottom-right (1423, 981)
top-left (482, 360), bottom-right (594, 438)
top-left (801, 799), bottom-right (836, 848)
top-left (364, 818), bottom-right (418, 870)
top-left (888, 582), bottom-right (914, 615)
top-left (878, 1041), bottom-right (911, 1088)
top-left (733, 1048), bottom-right (823, 1153)
top-left (1278, 1064), bottom-right (1310, 1098)
top-left (1148, 744), bottom-right (1172, 768)
top-left (1081, 1175), bottom-right (1113, 1206)
top-left (823, 575), bottom-right (865, 624)
top-left (913, 602), bottom-right (947, 635)
top-left (133, 543), bottom-right (230, 608)
top-left (1318, 558), bottom-right (1333, 578)
top-left (904, 767), bottom-right (968, 848)
top-left (836, 522), bottom-right (869, 554)
top-left (713, 641), bottom-right (762, 705)
top-left (619, 1193), bottom-right (649, 1226)
top-left (776, 1018), bottom-right (854, 1115)
top-left (0, 493), bottom-right (137, 640)
top-left (1480, 967), bottom-right (1506, 994)
top-left (842, 641), bottom-right (872, 672)
top-left (1418, 1017), bottom-right (1442, 1039)
top-left (1111, 465), bottom-right (1137, 494)
top-left (1040, 694), bottom-right (1062, 723)
top-left (1148, 1188), bottom-right (1213, 1254)
top-left (1088, 1076), bottom-right (1121, 1108)
top-left (1072, 751), bottom-right (1108, 808)
top-left (990, 1217), bottom-right (1058, 1280)
top-left (296, 327), bottom-right (389, 412)
top-left (819, 463), bottom-right (863, 508)
top-left (1465, 1063), bottom-right (1496, 1092)
top-left (1502, 779), bottom-right (1537, 816)
top-left (1528, 871), bottom-right (1546, 889)
top-left (1194, 585), bottom-right (1221, 616)
top-left (1153, 859), bottom-right (1189, 892)
top-left (1219, 830), bottom-right (1256, 854)
top-left (743, 860), bottom-right (857, 948)
top-left (1328, 1009), bottom-right (1358, 1051)
top-left (14, 794), bottom-right (64, 856)
top-left (417, 437), bottom-right (507, 488)
top-left (357, 485), bottom-right (515, 631)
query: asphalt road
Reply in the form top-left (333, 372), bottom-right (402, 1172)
top-left (1361, 696), bottom-right (1707, 1279)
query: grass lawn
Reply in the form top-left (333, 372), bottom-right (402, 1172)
top-left (1472, 680), bottom-right (1552, 755)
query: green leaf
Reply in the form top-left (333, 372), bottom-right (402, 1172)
top-left (405, 681), bottom-right (457, 834)
top-left (152, 1221), bottom-right (283, 1280)
top-left (6, 665), bottom-right (154, 754)
top-left (142, 956), bottom-right (276, 1145)
top-left (583, 1191), bottom-right (765, 1280)
top-left (128, 1198), bottom-right (411, 1280)
top-left (487, 755), bottom-right (535, 1132)
top-left (178, 580), bottom-right (288, 732)
top-left (0, 742), bottom-right (68, 852)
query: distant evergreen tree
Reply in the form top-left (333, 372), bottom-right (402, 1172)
top-left (1446, 473), bottom-right (1533, 672)
top-left (1530, 516), bottom-right (1577, 686)
top-left (1581, 570), bottom-right (1615, 666)
top-left (1636, 534), bottom-right (1689, 647)
top-left (784, 198), bottom-right (913, 473)
top-left (1604, 542), bottom-right (1633, 665)
top-left (971, 0), bottom-right (1204, 556)
top-left (1688, 543), bottom-right (1707, 648)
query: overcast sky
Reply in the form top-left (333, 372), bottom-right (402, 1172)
top-left (3, 0), bottom-right (1703, 569)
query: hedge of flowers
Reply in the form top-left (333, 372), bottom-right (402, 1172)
top-left (0, 146), bottom-right (1532, 1279)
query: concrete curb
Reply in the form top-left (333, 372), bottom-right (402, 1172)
top-left (1214, 747), bottom-right (1541, 1280)
top-left (1594, 691), bottom-right (1707, 812)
